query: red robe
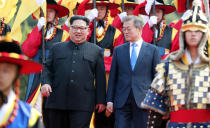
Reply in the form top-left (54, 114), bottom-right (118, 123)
top-left (22, 26), bottom-right (70, 58)
top-left (141, 22), bottom-right (180, 59)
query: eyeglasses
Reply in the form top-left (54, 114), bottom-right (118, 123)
top-left (70, 25), bottom-right (88, 32)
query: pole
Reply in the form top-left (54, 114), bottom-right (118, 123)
top-left (93, 0), bottom-right (96, 44)
top-left (122, 0), bottom-right (125, 12)
top-left (186, 0), bottom-right (189, 10)
top-left (40, 8), bottom-right (46, 65)
top-left (152, 0), bottom-right (156, 45)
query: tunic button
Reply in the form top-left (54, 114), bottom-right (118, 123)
top-left (70, 80), bottom-right (74, 83)
top-left (72, 70), bottom-right (74, 72)
top-left (73, 61), bottom-right (76, 63)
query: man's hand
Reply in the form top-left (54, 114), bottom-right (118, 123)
top-left (95, 104), bottom-right (106, 113)
top-left (41, 84), bottom-right (52, 97)
top-left (106, 102), bottom-right (113, 113)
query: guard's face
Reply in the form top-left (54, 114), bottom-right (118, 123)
top-left (123, 20), bottom-right (141, 42)
top-left (47, 8), bottom-right (57, 23)
top-left (149, 8), bottom-right (164, 24)
top-left (125, 6), bottom-right (134, 15)
top-left (96, 6), bottom-right (107, 20)
top-left (185, 30), bottom-right (203, 48)
top-left (70, 20), bottom-right (89, 44)
top-left (0, 62), bottom-right (18, 95)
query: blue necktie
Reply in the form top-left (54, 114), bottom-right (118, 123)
top-left (130, 43), bottom-right (137, 70)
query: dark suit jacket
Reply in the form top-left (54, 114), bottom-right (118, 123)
top-left (107, 41), bottom-right (161, 108)
top-left (41, 40), bottom-right (106, 111)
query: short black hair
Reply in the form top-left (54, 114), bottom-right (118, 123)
top-left (70, 15), bottom-right (90, 26)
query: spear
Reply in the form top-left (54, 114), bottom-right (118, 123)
top-left (40, 8), bottom-right (50, 65)
top-left (122, 0), bottom-right (125, 12)
top-left (152, 0), bottom-right (156, 45)
top-left (93, 0), bottom-right (96, 44)
top-left (40, 8), bottom-right (46, 65)
top-left (186, 0), bottom-right (189, 10)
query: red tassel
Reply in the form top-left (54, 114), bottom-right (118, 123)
top-left (32, 8), bottom-right (42, 20)
top-left (201, 0), bottom-right (207, 13)
top-left (32, 13), bottom-right (37, 20)
top-left (14, 79), bottom-right (20, 96)
top-left (177, 0), bottom-right (206, 13)
top-left (57, 0), bottom-right (62, 5)
top-left (77, 0), bottom-right (91, 16)
top-left (110, 8), bottom-right (120, 18)
top-left (133, 1), bottom-right (147, 16)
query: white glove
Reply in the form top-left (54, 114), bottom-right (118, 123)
top-left (88, 8), bottom-right (98, 22)
top-left (148, 16), bottom-right (157, 28)
top-left (37, 17), bottom-right (46, 31)
top-left (65, 18), bottom-right (70, 27)
top-left (181, 10), bottom-right (192, 20)
top-left (119, 12), bottom-right (127, 21)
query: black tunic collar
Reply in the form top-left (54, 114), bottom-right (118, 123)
top-left (69, 40), bottom-right (87, 50)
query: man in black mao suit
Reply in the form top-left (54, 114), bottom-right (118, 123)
top-left (106, 15), bottom-right (161, 128)
top-left (41, 15), bottom-right (106, 128)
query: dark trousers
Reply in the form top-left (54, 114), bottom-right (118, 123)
top-left (95, 110), bottom-right (115, 128)
top-left (44, 108), bottom-right (93, 128)
top-left (95, 72), bottom-right (115, 128)
top-left (42, 98), bottom-right (47, 127)
top-left (114, 91), bottom-right (148, 128)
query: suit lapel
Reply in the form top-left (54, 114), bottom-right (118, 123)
top-left (133, 42), bottom-right (147, 71)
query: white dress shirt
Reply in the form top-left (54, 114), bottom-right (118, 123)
top-left (129, 38), bottom-right (143, 58)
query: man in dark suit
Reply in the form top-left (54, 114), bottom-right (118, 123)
top-left (41, 15), bottom-right (106, 128)
top-left (106, 15), bottom-right (161, 128)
